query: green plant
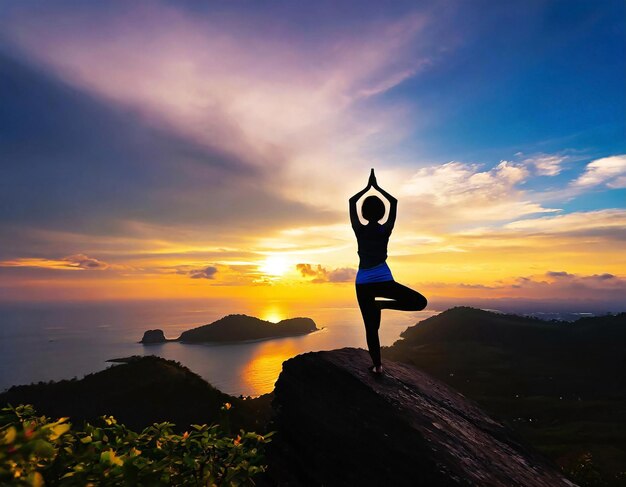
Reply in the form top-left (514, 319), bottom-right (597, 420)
top-left (0, 404), bottom-right (272, 486)
top-left (563, 452), bottom-right (626, 487)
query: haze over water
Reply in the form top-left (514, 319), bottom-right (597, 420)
top-left (0, 299), bottom-right (435, 397)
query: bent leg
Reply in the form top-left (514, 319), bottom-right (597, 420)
top-left (356, 284), bottom-right (382, 367)
top-left (375, 281), bottom-right (427, 311)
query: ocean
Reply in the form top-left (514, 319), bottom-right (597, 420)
top-left (0, 299), bottom-right (435, 397)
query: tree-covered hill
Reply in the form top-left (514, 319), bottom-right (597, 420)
top-left (178, 315), bottom-right (318, 343)
top-left (384, 307), bottom-right (626, 485)
top-left (0, 356), bottom-right (272, 434)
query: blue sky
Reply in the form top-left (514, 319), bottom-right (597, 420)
top-left (384, 1), bottom-right (625, 162)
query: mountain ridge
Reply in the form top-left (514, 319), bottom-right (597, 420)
top-left (0, 355), bottom-right (271, 433)
top-left (385, 306), bottom-right (626, 484)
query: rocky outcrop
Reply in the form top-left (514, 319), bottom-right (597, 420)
top-left (140, 329), bottom-right (167, 344)
top-left (267, 347), bottom-right (576, 487)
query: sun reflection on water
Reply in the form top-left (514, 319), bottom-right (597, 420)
top-left (241, 339), bottom-right (299, 396)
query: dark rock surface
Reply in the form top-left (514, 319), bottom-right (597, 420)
top-left (267, 347), bottom-right (576, 487)
top-left (178, 315), bottom-right (318, 343)
top-left (140, 329), bottom-right (167, 344)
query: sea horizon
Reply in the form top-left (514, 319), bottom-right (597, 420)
top-left (1, 297), bottom-right (616, 397)
top-left (0, 298), bottom-right (437, 396)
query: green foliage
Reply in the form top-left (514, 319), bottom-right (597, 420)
top-left (564, 453), bottom-right (626, 487)
top-left (0, 404), bottom-right (273, 486)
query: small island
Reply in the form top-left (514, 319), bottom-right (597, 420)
top-left (140, 314), bottom-right (318, 344)
top-left (141, 329), bottom-right (168, 344)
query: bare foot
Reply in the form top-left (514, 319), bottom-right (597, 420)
top-left (369, 365), bottom-right (384, 374)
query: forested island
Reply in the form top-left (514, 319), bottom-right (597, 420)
top-left (140, 314), bottom-right (318, 344)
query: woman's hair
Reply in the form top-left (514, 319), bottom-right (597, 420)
top-left (361, 195), bottom-right (385, 222)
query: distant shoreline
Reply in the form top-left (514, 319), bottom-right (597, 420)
top-left (138, 327), bottom-right (326, 346)
top-left (140, 314), bottom-right (321, 345)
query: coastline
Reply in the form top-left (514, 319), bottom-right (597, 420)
top-left (139, 327), bottom-right (326, 346)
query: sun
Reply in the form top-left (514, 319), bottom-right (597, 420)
top-left (262, 310), bottom-right (284, 323)
top-left (259, 255), bottom-right (289, 277)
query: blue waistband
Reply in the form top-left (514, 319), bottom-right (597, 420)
top-left (355, 262), bottom-right (394, 284)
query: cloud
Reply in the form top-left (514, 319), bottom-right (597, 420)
top-left (62, 253), bottom-right (109, 270)
top-left (572, 155), bottom-right (626, 188)
top-left (0, 2), bottom-right (440, 264)
top-left (545, 271), bottom-right (573, 278)
top-left (168, 262), bottom-right (275, 285)
top-left (0, 1), bottom-right (439, 214)
top-left (0, 53), bottom-right (336, 254)
top-left (296, 264), bottom-right (320, 277)
top-left (189, 266), bottom-right (218, 279)
top-left (521, 154), bottom-right (567, 176)
top-left (401, 160), bottom-right (529, 202)
top-left (0, 253), bottom-right (109, 270)
top-left (425, 271), bottom-right (626, 306)
top-left (296, 263), bottom-right (357, 283)
top-left (327, 267), bottom-right (358, 282)
top-left (510, 271), bottom-right (626, 299)
top-left (502, 209), bottom-right (626, 238)
top-left (397, 160), bottom-right (558, 225)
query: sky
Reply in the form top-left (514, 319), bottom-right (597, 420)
top-left (0, 0), bottom-right (625, 313)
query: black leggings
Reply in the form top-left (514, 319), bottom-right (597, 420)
top-left (356, 280), bottom-right (427, 367)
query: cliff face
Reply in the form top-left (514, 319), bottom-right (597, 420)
top-left (267, 348), bottom-right (576, 487)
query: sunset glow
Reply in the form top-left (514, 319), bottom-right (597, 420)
top-left (259, 256), bottom-right (290, 278)
top-left (0, 1), bottom-right (624, 314)
top-left (261, 305), bottom-right (286, 324)
top-left (242, 340), bottom-right (300, 396)
top-left (1, 5), bottom-right (623, 484)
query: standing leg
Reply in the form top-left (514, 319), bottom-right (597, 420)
top-left (356, 284), bottom-right (382, 368)
top-left (375, 281), bottom-right (427, 311)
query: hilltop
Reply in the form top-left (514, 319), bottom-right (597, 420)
top-left (386, 306), bottom-right (625, 396)
top-left (385, 307), bottom-right (626, 484)
top-left (0, 355), bottom-right (271, 433)
top-left (267, 348), bottom-right (573, 486)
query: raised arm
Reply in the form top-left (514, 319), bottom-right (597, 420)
top-left (349, 180), bottom-right (371, 229)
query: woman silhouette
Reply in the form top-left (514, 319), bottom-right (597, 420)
top-left (350, 168), bottom-right (427, 374)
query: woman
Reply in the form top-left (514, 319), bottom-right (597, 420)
top-left (349, 168), bottom-right (427, 374)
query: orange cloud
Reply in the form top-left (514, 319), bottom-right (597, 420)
top-left (188, 266), bottom-right (218, 279)
top-left (420, 271), bottom-right (626, 309)
top-left (296, 263), bottom-right (356, 283)
top-left (0, 254), bottom-right (109, 270)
